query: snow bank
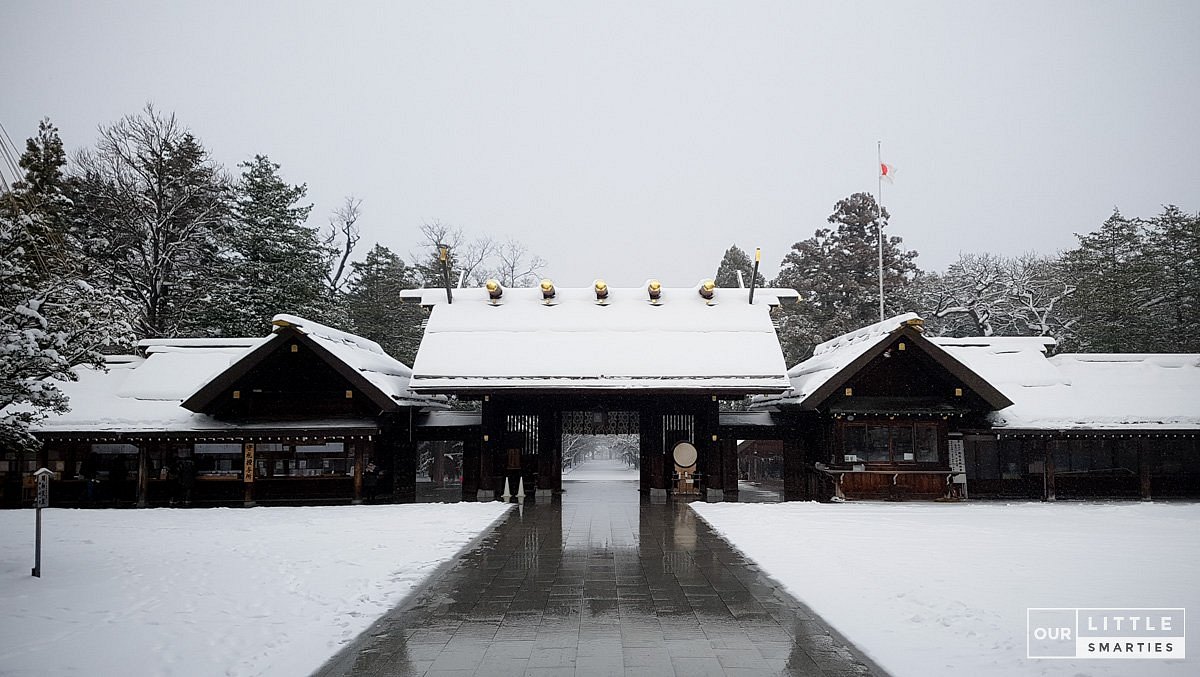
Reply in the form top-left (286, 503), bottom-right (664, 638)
top-left (0, 503), bottom-right (510, 677)
top-left (692, 501), bottom-right (1199, 677)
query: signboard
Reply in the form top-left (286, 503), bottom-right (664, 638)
top-left (35, 470), bottom-right (50, 508)
top-left (243, 443), bottom-right (255, 482)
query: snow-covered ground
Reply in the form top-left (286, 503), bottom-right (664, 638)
top-left (692, 501), bottom-right (1199, 677)
top-left (0, 503), bottom-right (510, 677)
top-left (563, 458), bottom-right (640, 482)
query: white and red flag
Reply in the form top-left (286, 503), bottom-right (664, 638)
top-left (879, 162), bottom-right (896, 183)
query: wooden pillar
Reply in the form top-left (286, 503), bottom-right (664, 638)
top-left (640, 407), bottom-right (664, 493)
top-left (479, 398), bottom-right (502, 499)
top-left (721, 438), bottom-right (739, 501)
top-left (783, 436), bottom-right (806, 502)
top-left (242, 442), bottom-right (256, 507)
top-left (696, 396), bottom-right (720, 498)
top-left (1043, 439), bottom-right (1057, 502)
top-left (393, 439), bottom-right (417, 503)
top-left (136, 443), bottom-right (149, 508)
top-left (549, 411), bottom-right (563, 493)
top-left (1138, 440), bottom-right (1152, 501)
top-left (461, 435), bottom-right (481, 500)
top-left (536, 411), bottom-right (556, 497)
top-left (352, 440), bottom-right (364, 504)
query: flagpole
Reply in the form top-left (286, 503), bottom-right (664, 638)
top-left (877, 140), bottom-right (885, 322)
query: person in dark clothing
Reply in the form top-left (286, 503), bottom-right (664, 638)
top-left (177, 457), bottom-right (196, 506)
top-left (79, 453), bottom-right (99, 504)
top-left (363, 461), bottom-right (379, 502)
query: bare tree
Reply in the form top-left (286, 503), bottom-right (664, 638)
top-left (412, 220), bottom-right (495, 287)
top-left (921, 253), bottom-right (1007, 336)
top-left (73, 104), bottom-right (230, 338)
top-left (490, 238), bottom-right (547, 287)
top-left (324, 196), bottom-right (361, 298)
top-left (1004, 253), bottom-right (1077, 340)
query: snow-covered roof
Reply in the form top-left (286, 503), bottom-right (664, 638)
top-left (405, 284), bottom-right (794, 393)
top-left (756, 313), bottom-right (1012, 410)
top-left (29, 315), bottom-right (437, 435)
top-left (181, 314), bottom-right (440, 412)
top-left (31, 347), bottom-right (256, 434)
top-left (270, 314), bottom-right (433, 409)
top-left (936, 339), bottom-right (1200, 431)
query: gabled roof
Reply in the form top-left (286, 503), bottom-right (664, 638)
top-left (182, 314), bottom-right (440, 413)
top-left (756, 313), bottom-right (1013, 411)
top-left (404, 284), bottom-right (796, 393)
top-left (936, 339), bottom-right (1200, 431)
top-left (25, 316), bottom-right (443, 436)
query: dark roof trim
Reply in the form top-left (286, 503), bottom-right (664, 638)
top-left (181, 327), bottom-right (400, 414)
top-left (803, 326), bottom-right (1013, 411)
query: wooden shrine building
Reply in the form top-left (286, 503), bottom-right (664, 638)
top-left (400, 280), bottom-right (800, 501)
top-left (3, 284), bottom-right (1197, 508)
top-left (1, 315), bottom-right (443, 507)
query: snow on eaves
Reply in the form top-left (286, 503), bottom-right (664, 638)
top-left (937, 342), bottom-right (1200, 430)
top-left (270, 314), bottom-right (438, 407)
top-left (755, 313), bottom-right (923, 408)
top-left (27, 316), bottom-right (437, 434)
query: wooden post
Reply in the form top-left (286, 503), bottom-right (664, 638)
top-left (136, 443), bottom-right (149, 508)
top-left (1138, 440), bottom-right (1152, 501)
top-left (536, 411), bottom-right (556, 498)
top-left (640, 408), bottom-right (664, 493)
top-left (352, 441), bottom-right (364, 504)
top-left (393, 440), bottom-right (417, 503)
top-left (461, 435), bottom-right (481, 500)
top-left (782, 436), bottom-right (805, 502)
top-left (721, 437), bottom-right (739, 501)
top-left (479, 398), bottom-right (502, 500)
top-left (1043, 439), bottom-right (1056, 502)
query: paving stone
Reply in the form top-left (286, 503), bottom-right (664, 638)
top-left (313, 482), bottom-right (884, 677)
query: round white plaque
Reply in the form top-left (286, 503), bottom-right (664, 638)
top-left (672, 441), bottom-right (698, 468)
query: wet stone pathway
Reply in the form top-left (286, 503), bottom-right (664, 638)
top-left (315, 479), bottom-right (884, 677)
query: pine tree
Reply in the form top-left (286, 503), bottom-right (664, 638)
top-left (203, 155), bottom-right (329, 335)
top-left (714, 245), bottom-right (766, 288)
top-left (1142, 205), bottom-right (1200, 352)
top-left (773, 192), bottom-right (920, 360)
top-left (72, 105), bottom-right (230, 339)
top-left (345, 244), bottom-right (425, 364)
top-left (1061, 209), bottom-right (1152, 352)
top-left (1, 123), bottom-right (132, 451)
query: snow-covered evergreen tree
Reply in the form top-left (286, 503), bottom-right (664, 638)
top-left (204, 155), bottom-right (329, 336)
top-left (345, 244), bottom-right (425, 365)
top-left (1061, 209), bottom-right (1152, 352)
top-left (773, 193), bottom-right (919, 360)
top-left (1143, 205), bottom-right (1200, 352)
top-left (1, 122), bottom-right (132, 451)
top-left (714, 245), bottom-right (766, 288)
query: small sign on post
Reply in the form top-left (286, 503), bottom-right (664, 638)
top-left (32, 467), bottom-right (53, 578)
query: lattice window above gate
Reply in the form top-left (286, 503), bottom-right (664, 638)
top-left (561, 410), bottom-right (640, 435)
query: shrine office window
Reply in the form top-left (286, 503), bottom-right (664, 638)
top-left (842, 421), bottom-right (940, 464)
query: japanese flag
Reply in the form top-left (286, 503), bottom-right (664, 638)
top-left (879, 162), bottom-right (896, 183)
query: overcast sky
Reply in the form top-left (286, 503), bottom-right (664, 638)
top-left (3, 1), bottom-right (1197, 287)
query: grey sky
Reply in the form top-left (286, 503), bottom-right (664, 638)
top-left (3, 1), bottom-right (1197, 287)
